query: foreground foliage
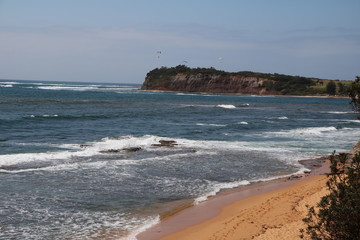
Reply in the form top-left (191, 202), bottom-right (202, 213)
top-left (300, 152), bottom-right (360, 240)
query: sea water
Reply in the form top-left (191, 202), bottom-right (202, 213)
top-left (0, 80), bottom-right (359, 239)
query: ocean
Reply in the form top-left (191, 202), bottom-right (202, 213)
top-left (0, 80), bottom-right (359, 240)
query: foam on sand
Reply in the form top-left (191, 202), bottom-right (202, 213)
top-left (194, 180), bottom-right (250, 205)
top-left (123, 215), bottom-right (160, 240)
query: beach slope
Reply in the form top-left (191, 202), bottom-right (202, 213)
top-left (137, 164), bottom-right (329, 240)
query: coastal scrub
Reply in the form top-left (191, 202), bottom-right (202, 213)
top-left (301, 152), bottom-right (360, 240)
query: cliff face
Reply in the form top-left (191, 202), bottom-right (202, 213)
top-left (141, 66), bottom-right (325, 95)
top-left (141, 73), bottom-right (276, 95)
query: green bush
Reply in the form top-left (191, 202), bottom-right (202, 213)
top-left (349, 76), bottom-right (360, 115)
top-left (300, 152), bottom-right (360, 240)
top-left (326, 81), bottom-right (337, 95)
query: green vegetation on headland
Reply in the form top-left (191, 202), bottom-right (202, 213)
top-left (142, 65), bottom-right (353, 96)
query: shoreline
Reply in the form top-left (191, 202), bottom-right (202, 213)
top-left (140, 89), bottom-right (349, 99)
top-left (135, 157), bottom-right (329, 240)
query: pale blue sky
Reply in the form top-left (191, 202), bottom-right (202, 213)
top-left (0, 0), bottom-right (359, 83)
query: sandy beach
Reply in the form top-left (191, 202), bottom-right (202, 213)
top-left (137, 159), bottom-right (330, 240)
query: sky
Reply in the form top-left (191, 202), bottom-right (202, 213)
top-left (0, 0), bottom-right (359, 83)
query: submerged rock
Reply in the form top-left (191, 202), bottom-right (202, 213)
top-left (123, 147), bottom-right (142, 152)
top-left (99, 147), bottom-right (142, 154)
top-left (288, 175), bottom-right (302, 180)
top-left (152, 140), bottom-right (178, 147)
top-left (99, 149), bottom-right (121, 153)
top-left (80, 144), bottom-right (92, 148)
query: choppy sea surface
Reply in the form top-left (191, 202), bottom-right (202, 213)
top-left (0, 79), bottom-right (359, 239)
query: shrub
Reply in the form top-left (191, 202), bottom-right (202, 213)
top-left (326, 81), bottom-right (337, 95)
top-left (349, 76), bottom-right (360, 115)
top-left (300, 152), bottom-right (360, 240)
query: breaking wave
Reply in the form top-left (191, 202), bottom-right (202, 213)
top-left (217, 104), bottom-right (236, 109)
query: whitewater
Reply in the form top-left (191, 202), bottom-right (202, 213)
top-left (0, 80), bottom-right (359, 239)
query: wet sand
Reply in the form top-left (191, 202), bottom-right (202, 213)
top-left (136, 158), bottom-right (329, 240)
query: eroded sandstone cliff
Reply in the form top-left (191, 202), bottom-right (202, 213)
top-left (142, 72), bottom-right (276, 95)
top-left (141, 66), bottom-right (328, 95)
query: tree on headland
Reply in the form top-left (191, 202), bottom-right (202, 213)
top-left (301, 76), bottom-right (360, 239)
top-left (349, 76), bottom-right (360, 116)
top-left (337, 82), bottom-right (346, 95)
top-left (326, 81), bottom-right (336, 95)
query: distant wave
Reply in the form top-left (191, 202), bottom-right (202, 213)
top-left (238, 103), bottom-right (250, 107)
top-left (238, 121), bottom-right (249, 125)
top-left (217, 104), bottom-right (236, 109)
top-left (196, 123), bottom-right (227, 127)
top-left (344, 119), bottom-right (360, 123)
top-left (274, 126), bottom-right (338, 137)
top-left (36, 86), bottom-right (100, 91)
top-left (327, 111), bottom-right (354, 114)
top-left (0, 81), bottom-right (20, 85)
top-left (29, 114), bottom-right (59, 118)
top-left (0, 84), bottom-right (13, 88)
top-left (27, 84), bottom-right (138, 92)
top-left (25, 114), bottom-right (112, 120)
top-left (175, 93), bottom-right (198, 96)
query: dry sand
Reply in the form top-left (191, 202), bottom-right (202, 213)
top-left (137, 160), bottom-right (329, 240)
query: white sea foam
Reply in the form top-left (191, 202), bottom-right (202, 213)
top-left (176, 93), bottom-right (197, 96)
top-left (344, 119), bottom-right (360, 123)
top-left (0, 134), bottom-right (323, 173)
top-left (30, 84), bottom-right (137, 92)
top-left (238, 103), bottom-right (250, 107)
top-left (277, 126), bottom-right (338, 137)
top-left (36, 86), bottom-right (99, 91)
top-left (42, 114), bottom-right (59, 118)
top-left (14, 142), bottom-right (71, 148)
top-left (0, 84), bottom-right (13, 88)
top-left (195, 166), bottom-right (311, 205)
top-left (0, 150), bottom-right (91, 167)
top-left (194, 180), bottom-right (250, 205)
top-left (196, 123), bottom-right (227, 127)
top-left (122, 215), bottom-right (160, 240)
top-left (0, 81), bottom-right (20, 84)
top-left (276, 116), bottom-right (288, 119)
top-left (217, 104), bottom-right (236, 109)
top-left (250, 167), bottom-right (311, 184)
top-left (238, 121), bottom-right (248, 125)
top-left (0, 135), bottom-right (177, 168)
top-left (326, 111), bottom-right (353, 114)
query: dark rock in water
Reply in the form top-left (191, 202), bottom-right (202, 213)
top-left (288, 175), bottom-right (302, 180)
top-left (0, 166), bottom-right (20, 171)
top-left (99, 147), bottom-right (142, 154)
top-left (123, 147), bottom-right (142, 152)
top-left (159, 140), bottom-right (177, 145)
top-left (299, 157), bottom-right (327, 170)
top-left (80, 144), bottom-right (92, 148)
top-left (99, 149), bottom-right (121, 153)
top-left (152, 140), bottom-right (178, 147)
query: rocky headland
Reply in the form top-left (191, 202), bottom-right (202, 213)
top-left (141, 65), bottom-right (350, 96)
